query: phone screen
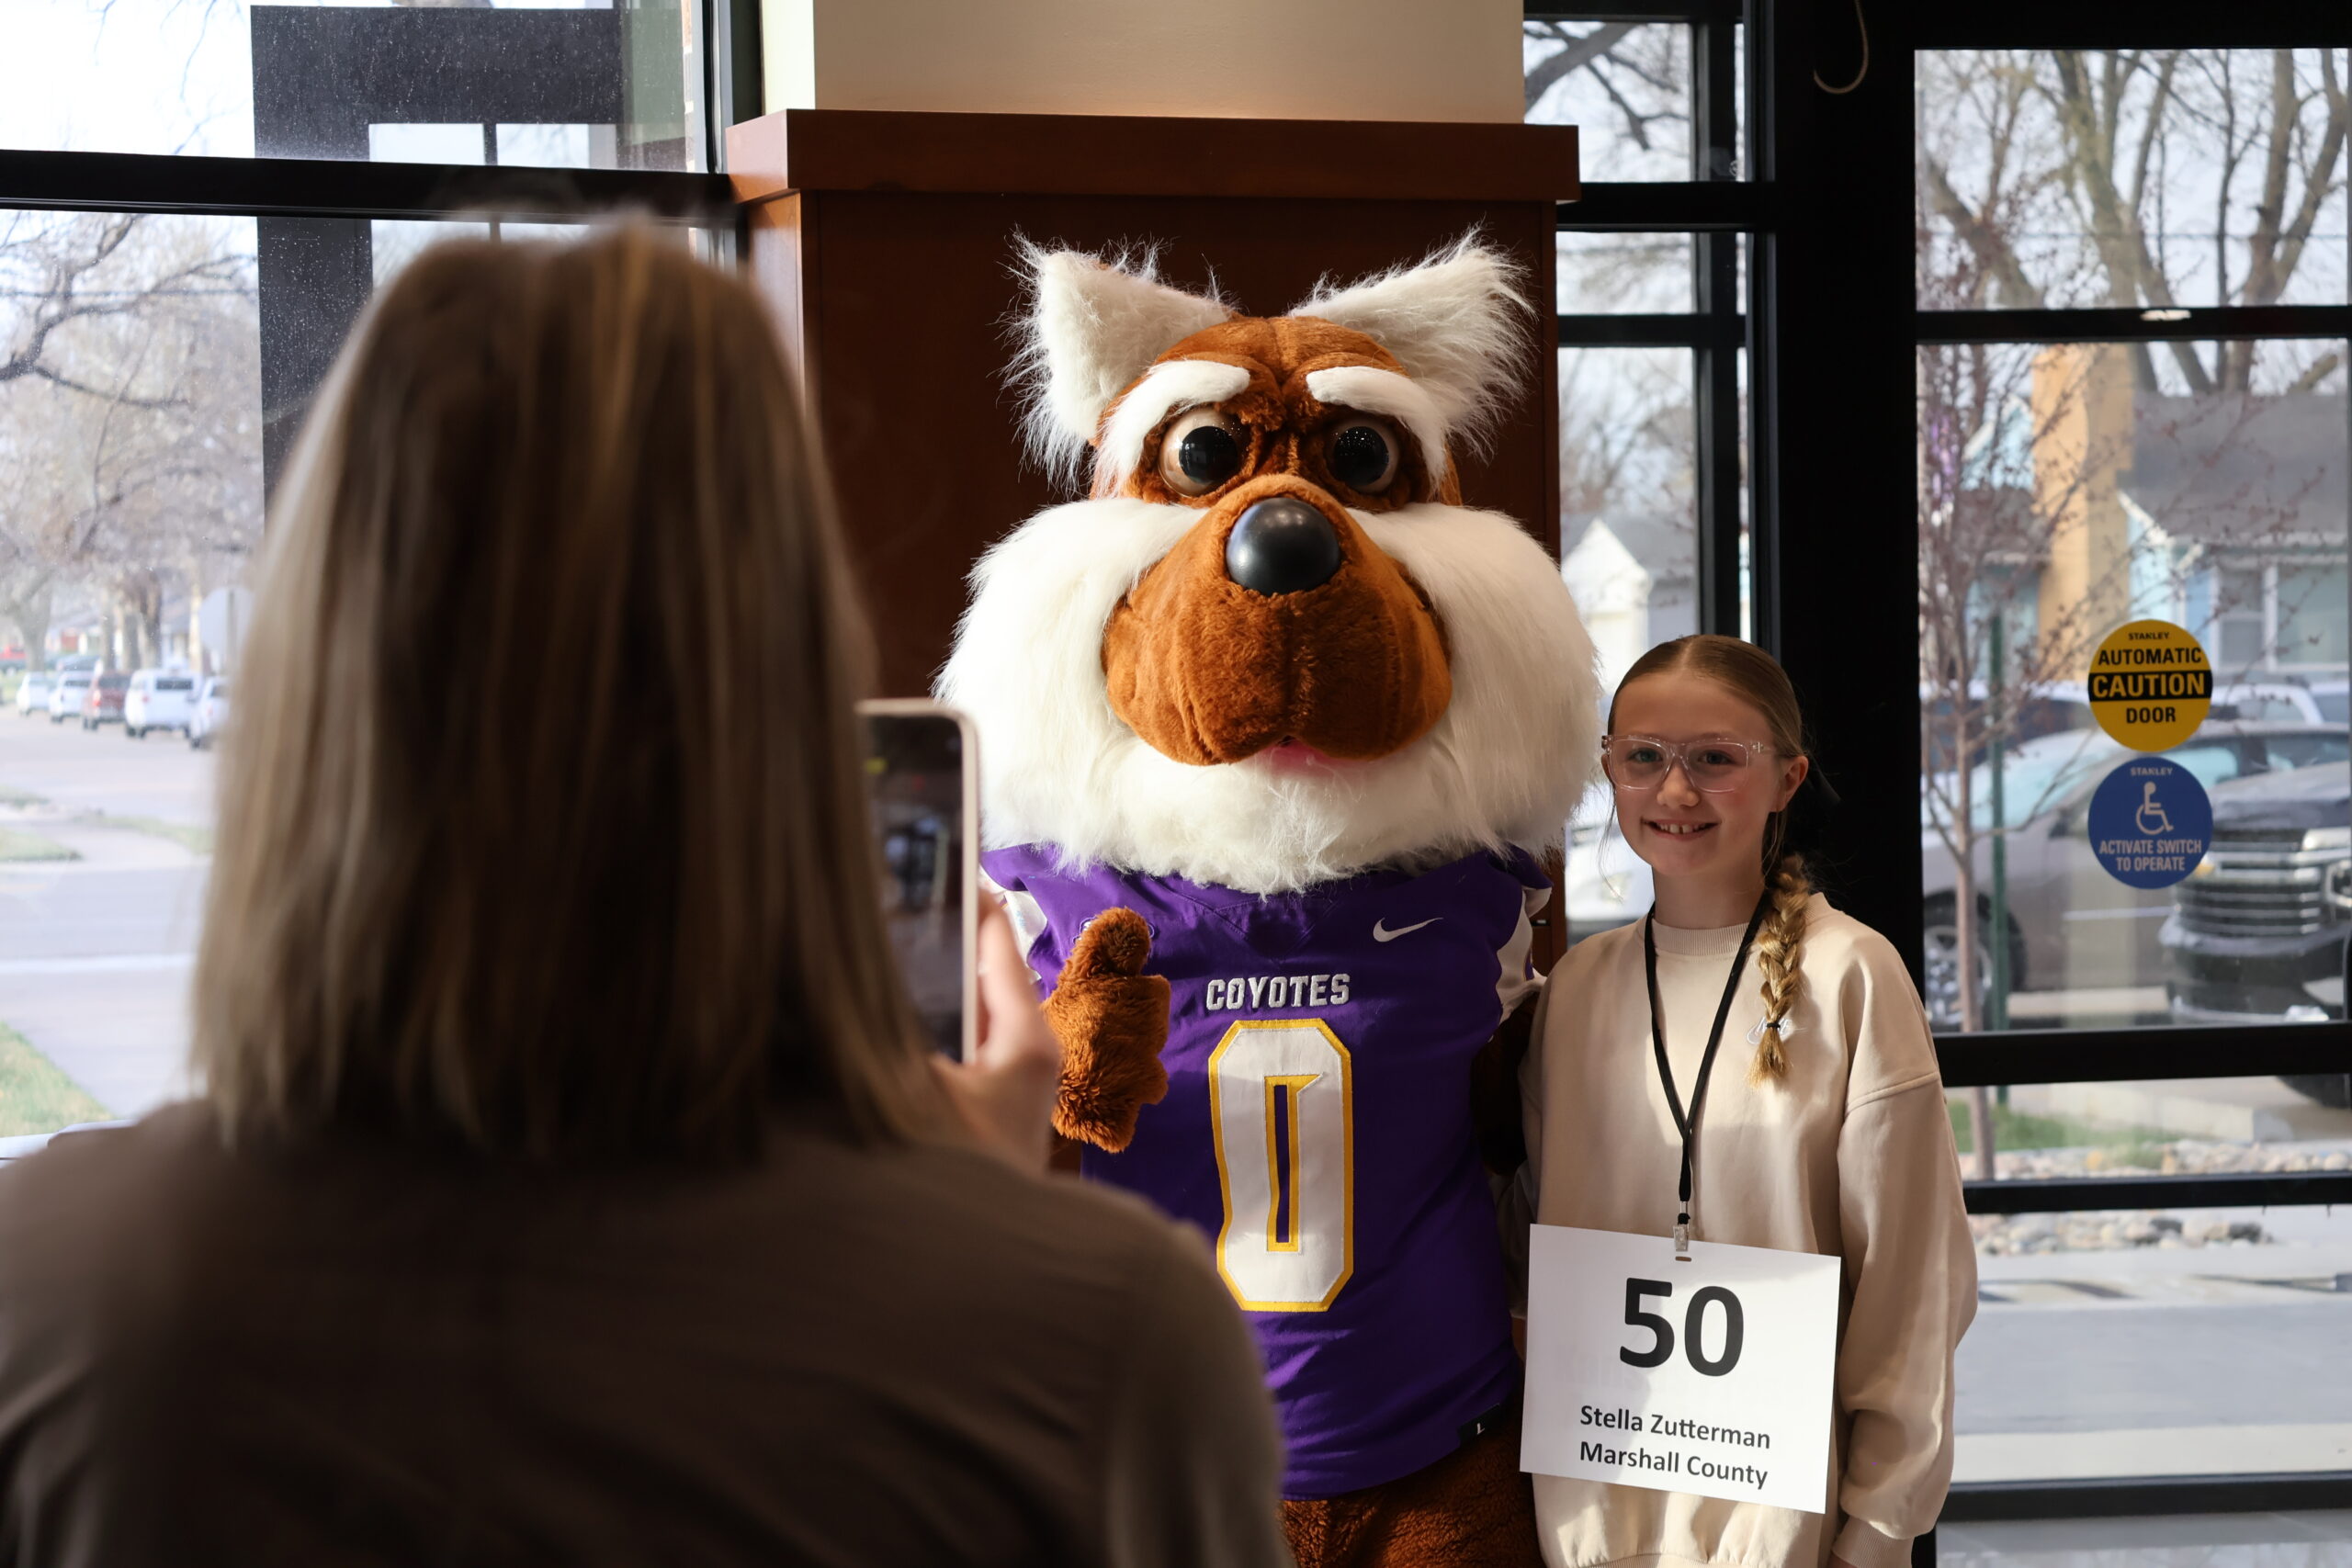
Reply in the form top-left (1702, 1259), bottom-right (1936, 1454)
top-left (860, 705), bottom-right (975, 1060)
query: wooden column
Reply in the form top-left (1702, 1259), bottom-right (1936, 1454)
top-left (728, 108), bottom-right (1579, 696)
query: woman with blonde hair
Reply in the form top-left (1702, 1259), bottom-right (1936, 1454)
top-left (1519, 635), bottom-right (1973, 1568)
top-left (0, 230), bottom-right (1289, 1568)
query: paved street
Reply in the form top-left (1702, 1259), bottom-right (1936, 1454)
top-left (0, 709), bottom-right (212, 1119)
top-left (1956, 1259), bottom-right (2352, 1485)
top-left (1, 704), bottom-right (213, 826)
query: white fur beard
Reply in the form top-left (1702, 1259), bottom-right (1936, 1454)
top-left (937, 496), bottom-right (1602, 896)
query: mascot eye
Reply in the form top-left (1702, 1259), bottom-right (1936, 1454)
top-left (1158, 409), bottom-right (1245, 497)
top-left (1327, 420), bottom-right (1401, 493)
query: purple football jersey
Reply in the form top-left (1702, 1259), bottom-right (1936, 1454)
top-left (983, 843), bottom-right (1546, 1498)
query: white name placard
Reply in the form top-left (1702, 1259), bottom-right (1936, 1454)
top-left (1521, 1224), bottom-right (1840, 1514)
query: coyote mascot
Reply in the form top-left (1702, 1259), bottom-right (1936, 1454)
top-left (939, 236), bottom-right (1599, 1565)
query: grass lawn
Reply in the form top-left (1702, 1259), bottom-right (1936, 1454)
top-left (1949, 1100), bottom-right (2174, 1168)
top-left (104, 815), bottom-right (214, 855)
top-left (0, 1022), bottom-right (108, 1136)
top-left (0, 826), bottom-right (76, 863)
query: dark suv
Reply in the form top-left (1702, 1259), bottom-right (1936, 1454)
top-left (2159, 760), bottom-right (2352, 1108)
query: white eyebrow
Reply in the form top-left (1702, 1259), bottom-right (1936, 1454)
top-left (1303, 365), bottom-right (1450, 484)
top-left (1092, 359), bottom-right (1253, 496)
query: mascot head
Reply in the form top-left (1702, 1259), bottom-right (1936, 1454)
top-left (939, 235), bottom-right (1600, 895)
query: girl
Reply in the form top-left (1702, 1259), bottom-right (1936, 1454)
top-left (1521, 635), bottom-right (1973, 1568)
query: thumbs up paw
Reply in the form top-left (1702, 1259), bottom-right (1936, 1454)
top-left (1044, 908), bottom-right (1170, 1153)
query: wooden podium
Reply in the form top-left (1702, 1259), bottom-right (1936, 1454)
top-left (726, 109), bottom-right (1579, 696)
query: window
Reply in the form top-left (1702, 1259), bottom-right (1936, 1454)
top-left (1917, 50), bottom-right (2347, 311)
top-left (1913, 30), bottom-right (2352, 1548)
top-left (2, 0), bottom-right (707, 171)
top-left (1532, 9), bottom-right (1755, 950)
top-left (0, 208), bottom-right (714, 1139)
top-left (0, 7), bottom-right (734, 1148)
top-left (1916, 334), bottom-right (2350, 1032)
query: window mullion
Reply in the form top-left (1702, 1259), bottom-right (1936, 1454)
top-left (1692, 13), bottom-right (1742, 636)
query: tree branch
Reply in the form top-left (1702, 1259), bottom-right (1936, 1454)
top-left (2262, 50), bottom-right (2348, 307)
top-left (26, 365), bottom-right (187, 411)
top-left (1919, 153), bottom-right (2045, 308)
top-left (1523, 21), bottom-right (1638, 115)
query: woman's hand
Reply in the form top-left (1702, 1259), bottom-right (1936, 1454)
top-left (932, 897), bottom-right (1064, 1170)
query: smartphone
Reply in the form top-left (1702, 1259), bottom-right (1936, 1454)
top-left (858, 700), bottom-right (979, 1062)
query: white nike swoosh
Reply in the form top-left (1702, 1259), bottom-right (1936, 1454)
top-left (1372, 917), bottom-right (1442, 942)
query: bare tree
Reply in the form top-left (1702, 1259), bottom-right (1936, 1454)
top-left (1524, 21), bottom-right (1688, 156)
top-left (1921, 50), bottom-right (2349, 391)
top-left (0, 213), bottom-right (239, 402)
top-left (0, 214), bottom-right (259, 669)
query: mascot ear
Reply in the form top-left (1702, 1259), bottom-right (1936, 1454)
top-left (1291, 233), bottom-right (1533, 455)
top-left (1013, 242), bottom-right (1232, 491)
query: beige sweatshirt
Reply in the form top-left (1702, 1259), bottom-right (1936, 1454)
top-left (1518, 894), bottom-right (1975, 1568)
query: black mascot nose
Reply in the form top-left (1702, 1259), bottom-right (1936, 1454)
top-left (1223, 498), bottom-right (1343, 596)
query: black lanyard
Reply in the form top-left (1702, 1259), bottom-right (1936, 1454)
top-left (1643, 891), bottom-right (1771, 1258)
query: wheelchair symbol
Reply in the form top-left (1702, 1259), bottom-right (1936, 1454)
top-left (2135, 782), bottom-right (2174, 836)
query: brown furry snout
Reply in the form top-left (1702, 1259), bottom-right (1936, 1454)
top-left (1102, 474), bottom-right (1451, 767)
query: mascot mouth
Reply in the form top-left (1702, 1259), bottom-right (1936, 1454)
top-left (1101, 474), bottom-right (1452, 768)
top-left (1261, 739), bottom-right (1353, 773)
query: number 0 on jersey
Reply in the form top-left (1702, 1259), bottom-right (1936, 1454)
top-left (1207, 1021), bottom-right (1355, 1311)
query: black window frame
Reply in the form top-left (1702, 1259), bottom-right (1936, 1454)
top-left (1537, 2), bottom-right (1762, 639)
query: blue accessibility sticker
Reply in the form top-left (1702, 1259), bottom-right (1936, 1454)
top-left (2086, 756), bottom-right (2211, 888)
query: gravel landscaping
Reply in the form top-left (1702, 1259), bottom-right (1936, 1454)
top-left (1971, 1140), bottom-right (2352, 1254)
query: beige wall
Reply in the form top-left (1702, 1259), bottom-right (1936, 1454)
top-left (762, 0), bottom-right (1522, 122)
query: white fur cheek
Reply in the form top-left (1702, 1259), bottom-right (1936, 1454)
top-left (935, 498), bottom-right (1198, 852)
top-left (1354, 504), bottom-right (1602, 849)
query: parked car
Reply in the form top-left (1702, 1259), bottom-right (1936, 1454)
top-left (15, 671), bottom-right (53, 717)
top-left (187, 677), bottom-right (229, 750)
top-left (79, 671), bottom-right (129, 729)
top-left (1917, 722), bottom-right (2347, 1028)
top-left (46, 670), bottom-right (94, 723)
top-left (2160, 761), bottom-right (2352, 1109)
top-left (123, 668), bottom-right (198, 739)
top-left (2212, 682), bottom-right (2327, 725)
top-left (1921, 680), bottom-right (2096, 775)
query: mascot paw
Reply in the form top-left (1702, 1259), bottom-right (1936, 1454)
top-left (1044, 908), bottom-right (1171, 1153)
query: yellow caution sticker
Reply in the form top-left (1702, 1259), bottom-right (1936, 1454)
top-left (2087, 620), bottom-right (2211, 750)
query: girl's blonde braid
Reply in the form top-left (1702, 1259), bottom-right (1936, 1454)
top-left (1749, 853), bottom-right (1811, 1083)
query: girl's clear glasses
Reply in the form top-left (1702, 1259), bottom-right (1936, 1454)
top-left (1600, 734), bottom-right (1777, 794)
